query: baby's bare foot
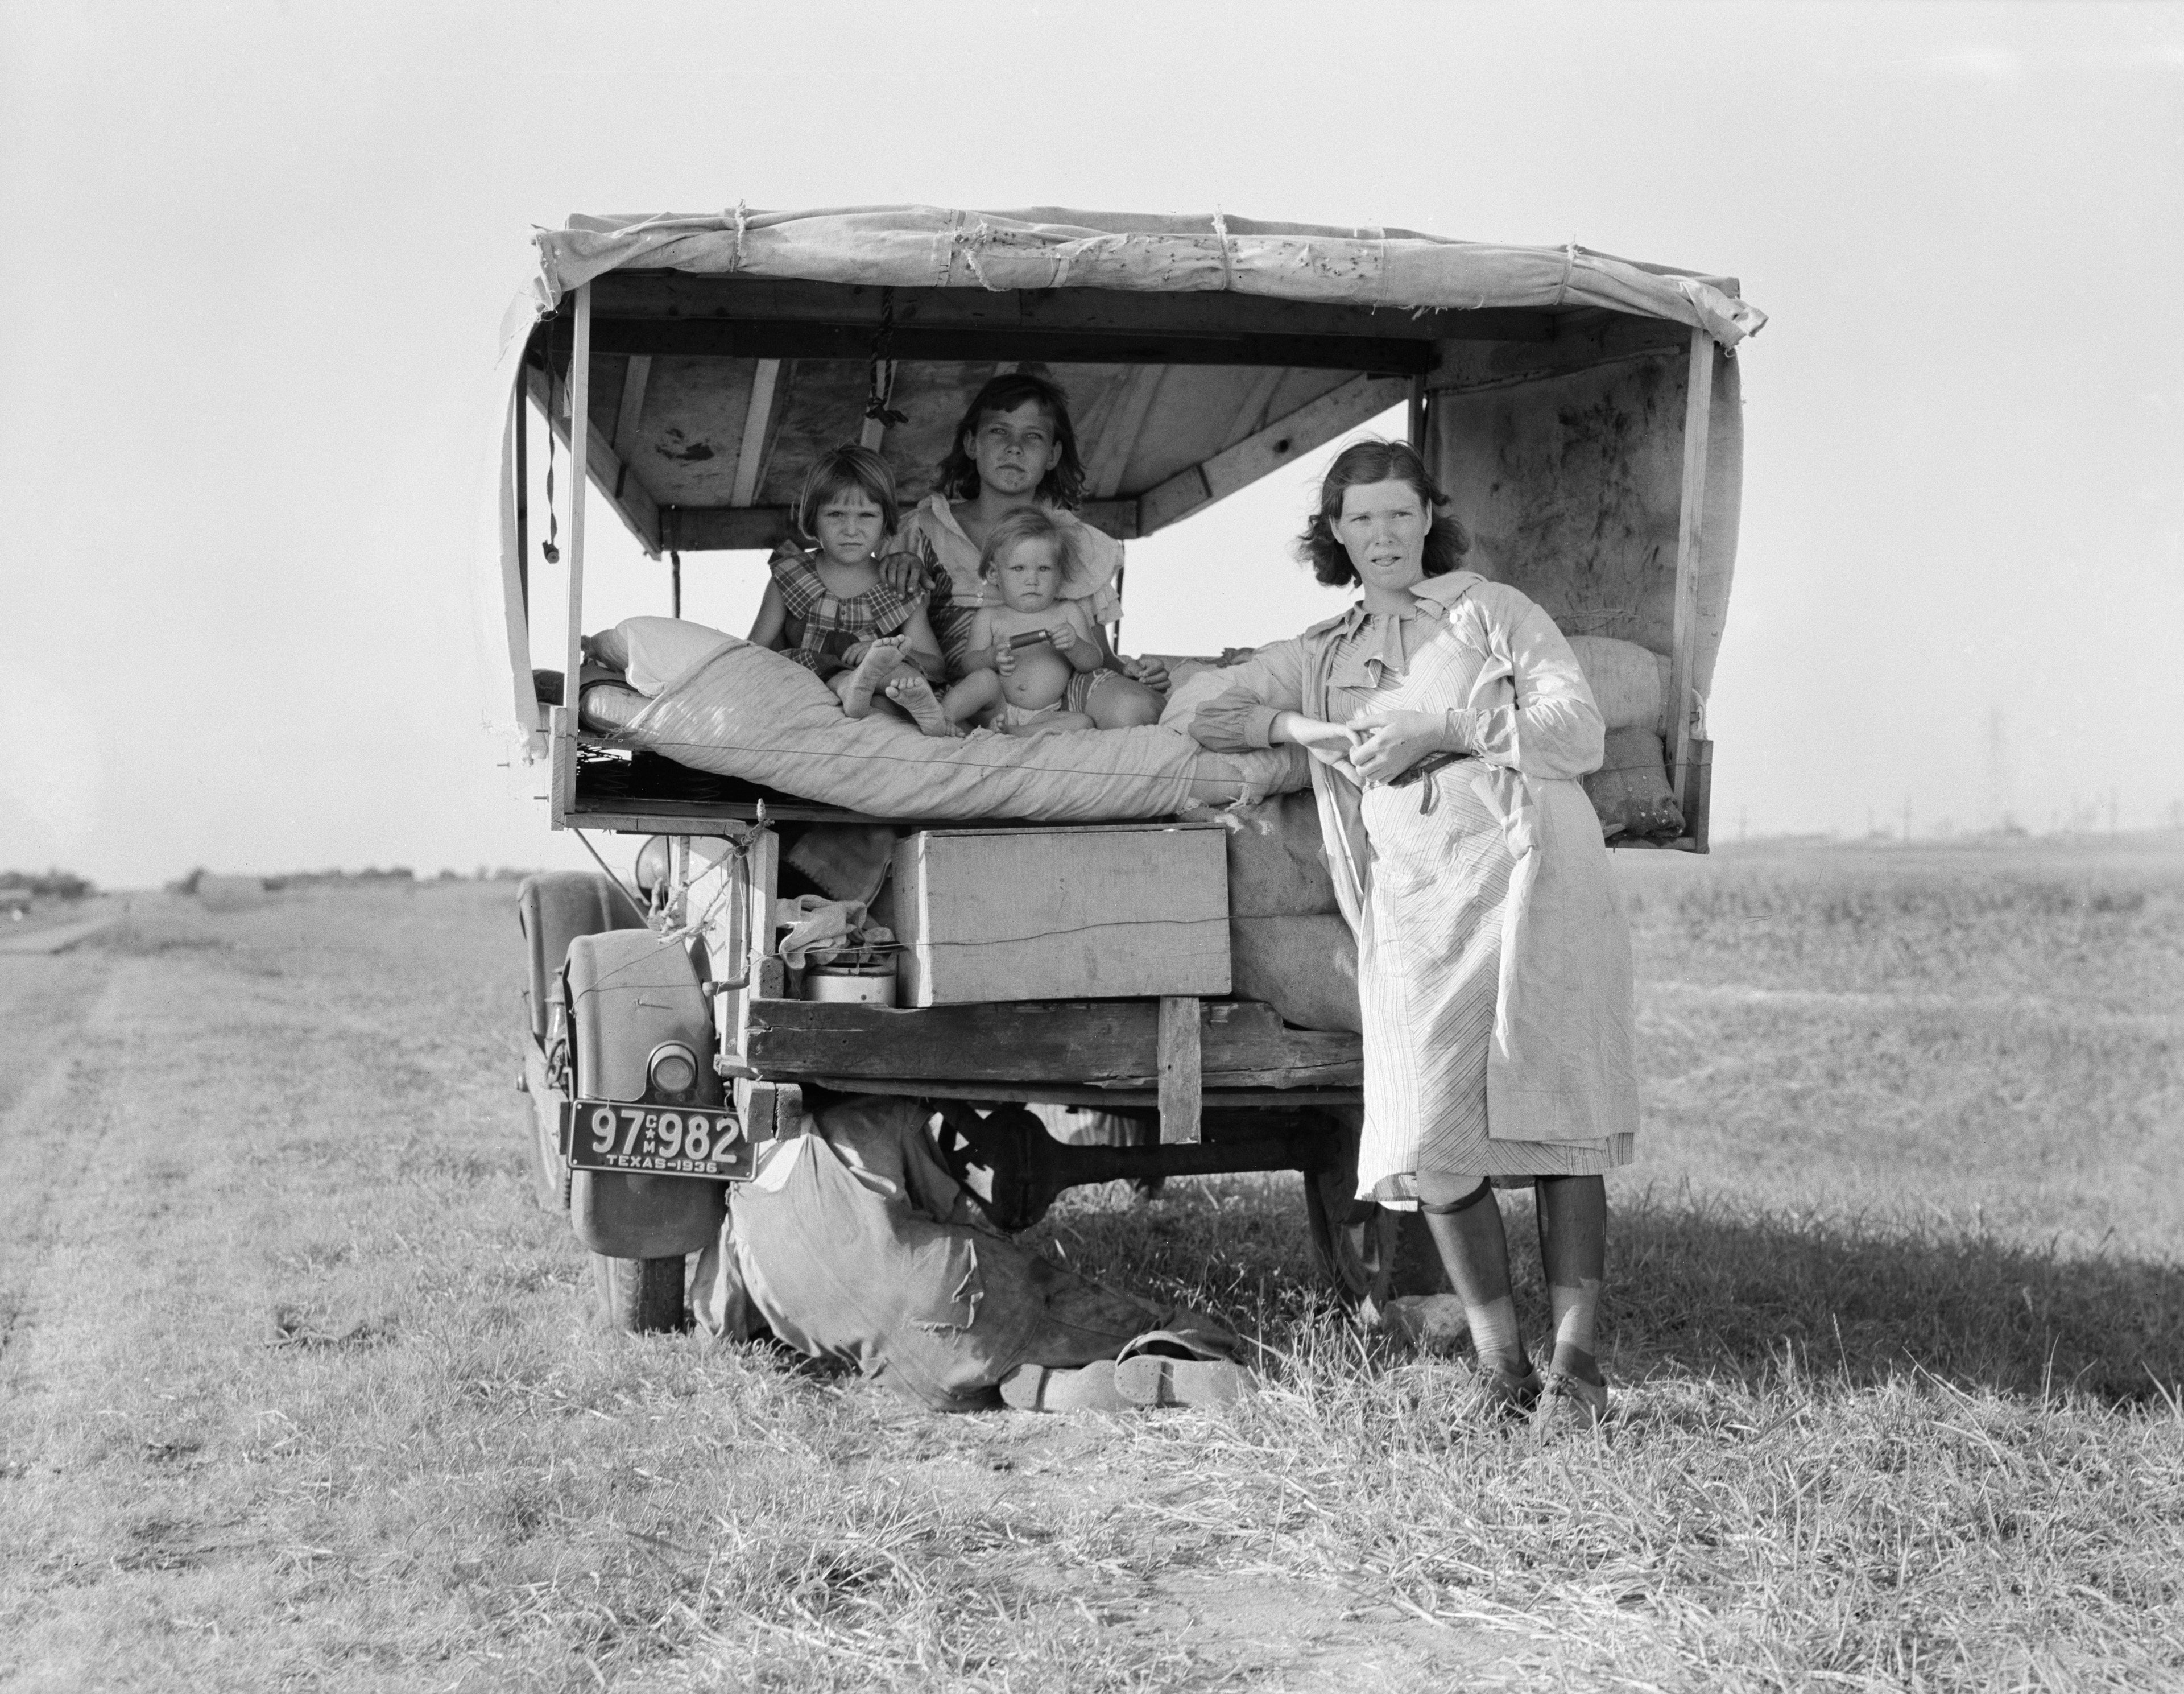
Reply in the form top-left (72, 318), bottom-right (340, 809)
top-left (839, 639), bottom-right (906, 719)
top-left (884, 670), bottom-right (957, 737)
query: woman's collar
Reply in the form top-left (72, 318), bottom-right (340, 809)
top-left (1325, 571), bottom-right (1486, 636)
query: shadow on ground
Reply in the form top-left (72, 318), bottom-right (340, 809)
top-left (1042, 1176), bottom-right (2184, 1411)
top-left (1606, 1193), bottom-right (2184, 1407)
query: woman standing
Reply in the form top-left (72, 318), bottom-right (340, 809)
top-left (1172, 441), bottom-right (1637, 1428)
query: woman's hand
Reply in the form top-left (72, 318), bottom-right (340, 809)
top-left (1346, 708), bottom-right (1454, 785)
top-left (1276, 712), bottom-right (1362, 775)
top-left (1120, 653), bottom-right (1170, 691)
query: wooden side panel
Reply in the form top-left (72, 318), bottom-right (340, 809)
top-left (746, 996), bottom-right (1360, 1089)
top-left (1426, 325), bottom-right (1742, 721)
top-left (892, 825), bottom-right (1231, 1006)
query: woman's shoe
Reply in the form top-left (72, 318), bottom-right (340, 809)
top-left (1531, 1367), bottom-right (1610, 1433)
top-left (1471, 1360), bottom-right (1544, 1421)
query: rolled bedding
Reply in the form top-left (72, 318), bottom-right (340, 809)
top-left (590, 619), bottom-right (1309, 821)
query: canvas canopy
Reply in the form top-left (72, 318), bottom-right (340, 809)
top-left (484, 203), bottom-right (1759, 816)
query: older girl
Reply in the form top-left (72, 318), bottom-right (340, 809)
top-left (1170, 441), bottom-right (1637, 1430)
top-left (884, 371), bottom-right (1167, 728)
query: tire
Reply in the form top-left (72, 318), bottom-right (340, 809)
top-left (592, 1253), bottom-right (688, 1334)
top-left (1301, 1114), bottom-right (1449, 1307)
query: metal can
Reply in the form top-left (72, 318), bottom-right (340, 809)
top-left (801, 953), bottom-right (897, 1006)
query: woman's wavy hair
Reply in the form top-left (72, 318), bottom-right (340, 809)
top-left (1297, 439), bottom-right (1471, 588)
top-left (795, 443), bottom-right (900, 542)
top-left (936, 370), bottom-right (1087, 510)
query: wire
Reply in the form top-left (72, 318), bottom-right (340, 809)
top-left (569, 828), bottom-right (651, 926)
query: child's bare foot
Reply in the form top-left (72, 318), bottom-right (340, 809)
top-left (839, 639), bottom-right (906, 718)
top-left (883, 671), bottom-right (957, 737)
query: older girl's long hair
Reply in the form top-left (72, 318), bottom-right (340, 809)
top-left (936, 370), bottom-right (1087, 509)
top-left (1297, 440), bottom-right (1471, 587)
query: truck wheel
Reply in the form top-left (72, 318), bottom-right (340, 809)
top-left (592, 1253), bottom-right (687, 1334)
top-left (1301, 1113), bottom-right (1449, 1307)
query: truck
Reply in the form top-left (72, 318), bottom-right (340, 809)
top-left (481, 205), bottom-right (1760, 1331)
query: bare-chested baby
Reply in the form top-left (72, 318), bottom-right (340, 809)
top-left (938, 509), bottom-right (1104, 736)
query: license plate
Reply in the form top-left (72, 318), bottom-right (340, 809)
top-left (565, 1101), bottom-right (758, 1181)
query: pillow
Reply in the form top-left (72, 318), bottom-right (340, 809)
top-left (1566, 637), bottom-right (1670, 734)
top-left (1582, 727), bottom-right (1685, 842)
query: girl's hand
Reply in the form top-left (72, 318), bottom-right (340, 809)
top-left (841, 639), bottom-right (872, 667)
top-left (1122, 654), bottom-right (1169, 691)
top-left (1346, 709), bottom-right (1450, 785)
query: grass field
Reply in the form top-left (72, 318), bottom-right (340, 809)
top-left (1, 837), bottom-right (2179, 1691)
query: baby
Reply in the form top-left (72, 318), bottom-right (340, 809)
top-left (941, 509), bottom-right (1103, 736)
top-left (747, 445), bottom-right (954, 735)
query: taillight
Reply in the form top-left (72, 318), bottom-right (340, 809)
top-left (647, 1041), bottom-right (699, 1099)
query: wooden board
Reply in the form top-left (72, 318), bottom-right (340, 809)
top-left (744, 996), bottom-right (1360, 1089)
top-left (1157, 995), bottom-right (1203, 1143)
top-left (891, 824), bottom-right (1230, 1006)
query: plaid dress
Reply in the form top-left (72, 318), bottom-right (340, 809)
top-left (768, 552), bottom-right (925, 680)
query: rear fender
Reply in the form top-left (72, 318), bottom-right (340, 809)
top-left (564, 929), bottom-right (726, 1258)
top-left (515, 871), bottom-right (646, 1042)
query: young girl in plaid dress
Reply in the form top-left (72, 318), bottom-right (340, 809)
top-left (747, 446), bottom-right (955, 735)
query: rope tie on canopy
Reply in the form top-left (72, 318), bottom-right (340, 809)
top-left (729, 200), bottom-right (748, 272)
top-left (1212, 208), bottom-right (1235, 291)
top-left (1555, 242), bottom-right (1577, 307)
top-left (863, 288), bottom-right (908, 432)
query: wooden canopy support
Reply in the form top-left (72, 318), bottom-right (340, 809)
top-left (582, 316), bottom-right (1442, 373)
top-left (524, 362), bottom-right (663, 557)
top-left (1427, 310), bottom-right (1689, 395)
top-left (1666, 328), bottom-right (1715, 809)
top-left (563, 286), bottom-right (590, 716)
top-left (583, 271), bottom-right (1559, 346)
top-left (611, 355), bottom-right (651, 460)
top-left (664, 495), bottom-right (1142, 552)
top-left (730, 358), bottom-right (780, 508)
top-left (1136, 373), bottom-right (1410, 533)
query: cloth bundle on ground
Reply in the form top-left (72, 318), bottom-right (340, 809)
top-left (584, 618), bottom-right (1308, 821)
top-left (689, 1093), bottom-right (1238, 1411)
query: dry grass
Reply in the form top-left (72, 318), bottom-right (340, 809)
top-left (1, 841), bottom-right (2179, 1690)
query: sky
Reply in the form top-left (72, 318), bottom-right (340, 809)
top-left (2, 1), bottom-right (2179, 887)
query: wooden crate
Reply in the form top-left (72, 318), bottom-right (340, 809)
top-left (890, 824), bottom-right (1230, 1006)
